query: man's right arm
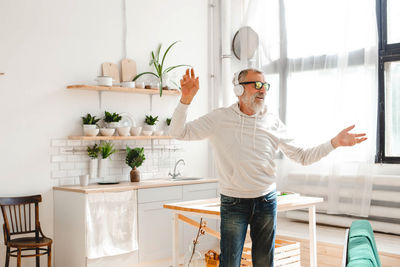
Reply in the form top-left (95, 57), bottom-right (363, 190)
top-left (169, 102), bottom-right (215, 140)
top-left (169, 68), bottom-right (214, 140)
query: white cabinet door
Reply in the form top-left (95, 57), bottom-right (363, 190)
top-left (138, 185), bottom-right (183, 263)
top-left (182, 183), bottom-right (219, 253)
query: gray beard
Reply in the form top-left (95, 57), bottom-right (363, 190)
top-left (242, 92), bottom-right (264, 114)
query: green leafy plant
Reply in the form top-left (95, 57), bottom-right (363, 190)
top-left (132, 41), bottom-right (190, 97)
top-left (166, 118), bottom-right (171, 126)
top-left (82, 114), bottom-right (100, 125)
top-left (100, 142), bottom-right (117, 159)
top-left (87, 144), bottom-right (100, 159)
top-left (104, 111), bottom-right (122, 123)
top-left (125, 146), bottom-right (146, 169)
top-left (145, 115), bottom-right (159, 126)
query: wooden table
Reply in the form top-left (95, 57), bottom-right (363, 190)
top-left (164, 195), bottom-right (323, 267)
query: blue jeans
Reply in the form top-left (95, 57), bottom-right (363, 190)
top-left (219, 191), bottom-right (277, 267)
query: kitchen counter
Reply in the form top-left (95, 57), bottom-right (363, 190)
top-left (53, 177), bottom-right (218, 194)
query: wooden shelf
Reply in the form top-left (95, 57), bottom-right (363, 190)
top-left (0, 73), bottom-right (4, 75)
top-left (67, 85), bottom-right (180, 95)
top-left (68, 135), bottom-right (173, 140)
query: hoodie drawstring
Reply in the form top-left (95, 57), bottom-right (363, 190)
top-left (253, 115), bottom-right (257, 151)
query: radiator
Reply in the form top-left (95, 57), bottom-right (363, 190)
top-left (283, 174), bottom-right (400, 235)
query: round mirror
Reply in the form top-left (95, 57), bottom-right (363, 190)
top-left (232, 26), bottom-right (259, 60)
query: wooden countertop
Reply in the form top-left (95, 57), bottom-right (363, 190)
top-left (53, 178), bottom-right (218, 194)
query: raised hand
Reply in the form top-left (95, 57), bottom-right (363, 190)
top-left (180, 68), bottom-right (199, 105)
top-left (331, 125), bottom-right (367, 148)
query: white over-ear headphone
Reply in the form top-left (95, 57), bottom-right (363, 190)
top-left (233, 71), bottom-right (244, 97)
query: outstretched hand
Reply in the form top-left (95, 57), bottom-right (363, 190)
top-left (331, 125), bottom-right (367, 148)
top-left (180, 68), bottom-right (199, 105)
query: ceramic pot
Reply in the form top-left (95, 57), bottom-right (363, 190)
top-left (130, 167), bottom-right (140, 182)
top-left (89, 158), bottom-right (98, 179)
top-left (98, 158), bottom-right (109, 178)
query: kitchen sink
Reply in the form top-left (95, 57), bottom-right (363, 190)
top-left (169, 177), bottom-right (204, 181)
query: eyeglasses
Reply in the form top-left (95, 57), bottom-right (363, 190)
top-left (240, 81), bottom-right (270, 91)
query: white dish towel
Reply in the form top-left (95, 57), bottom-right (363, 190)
top-left (86, 190), bottom-right (138, 259)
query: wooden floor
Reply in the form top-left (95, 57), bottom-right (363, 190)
top-left (135, 217), bottom-right (400, 267)
top-left (277, 217), bottom-right (400, 267)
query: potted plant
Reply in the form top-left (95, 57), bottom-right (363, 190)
top-left (125, 146), bottom-right (146, 182)
top-left (87, 144), bottom-right (100, 179)
top-left (81, 113), bottom-right (100, 136)
top-left (104, 111), bottom-right (122, 129)
top-left (143, 115), bottom-right (158, 134)
top-left (132, 41), bottom-right (190, 97)
top-left (98, 142), bottom-right (117, 179)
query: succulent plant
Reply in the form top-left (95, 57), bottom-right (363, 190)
top-left (82, 114), bottom-right (100, 125)
top-left (104, 111), bottom-right (122, 123)
top-left (166, 118), bottom-right (171, 126)
top-left (145, 115), bottom-right (159, 126)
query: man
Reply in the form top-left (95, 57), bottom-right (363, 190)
top-left (169, 68), bottom-right (367, 267)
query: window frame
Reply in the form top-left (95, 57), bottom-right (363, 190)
top-left (376, 0), bottom-right (400, 163)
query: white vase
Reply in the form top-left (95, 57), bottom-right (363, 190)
top-left (98, 158), bottom-right (109, 179)
top-left (89, 158), bottom-right (98, 179)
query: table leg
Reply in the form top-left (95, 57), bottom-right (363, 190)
top-left (172, 212), bottom-right (179, 267)
top-left (309, 205), bottom-right (317, 267)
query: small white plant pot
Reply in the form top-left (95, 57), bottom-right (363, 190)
top-left (106, 122), bottom-right (120, 129)
top-left (164, 126), bottom-right (170, 136)
top-left (98, 158), bottom-right (109, 178)
top-left (100, 128), bottom-right (115, 136)
top-left (89, 158), bottom-right (98, 179)
top-left (130, 126), bottom-right (142, 136)
top-left (144, 125), bottom-right (156, 132)
top-left (153, 130), bottom-right (164, 136)
top-left (83, 124), bottom-right (98, 136)
top-left (117, 126), bottom-right (131, 136)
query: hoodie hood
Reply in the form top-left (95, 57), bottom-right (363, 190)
top-left (230, 102), bottom-right (268, 149)
top-left (230, 102), bottom-right (268, 118)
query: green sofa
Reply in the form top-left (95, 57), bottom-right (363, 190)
top-left (345, 220), bottom-right (382, 267)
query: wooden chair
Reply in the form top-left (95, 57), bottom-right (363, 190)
top-left (0, 195), bottom-right (52, 267)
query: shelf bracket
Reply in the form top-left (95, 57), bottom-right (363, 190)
top-left (98, 91), bottom-right (103, 111)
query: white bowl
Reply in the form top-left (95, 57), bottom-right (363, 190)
top-left (130, 126), bottom-right (142, 136)
top-left (136, 81), bottom-right (145, 88)
top-left (117, 127), bottom-right (130, 136)
top-left (142, 130), bottom-right (153, 136)
top-left (121, 81), bottom-right (135, 88)
top-left (84, 128), bottom-right (99, 136)
top-left (100, 128), bottom-right (115, 136)
top-left (153, 130), bottom-right (164, 136)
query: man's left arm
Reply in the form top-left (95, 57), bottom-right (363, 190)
top-left (279, 125), bottom-right (367, 166)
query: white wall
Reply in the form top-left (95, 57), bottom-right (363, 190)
top-left (0, 0), bottom-right (209, 265)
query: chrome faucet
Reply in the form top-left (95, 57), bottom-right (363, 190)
top-left (169, 159), bottom-right (185, 179)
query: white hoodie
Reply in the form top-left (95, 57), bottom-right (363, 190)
top-left (170, 102), bottom-right (335, 198)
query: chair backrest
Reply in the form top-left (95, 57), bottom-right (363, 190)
top-left (0, 195), bottom-right (42, 243)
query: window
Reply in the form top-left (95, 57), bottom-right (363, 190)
top-left (376, 0), bottom-right (400, 163)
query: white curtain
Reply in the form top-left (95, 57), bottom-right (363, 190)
top-left (86, 191), bottom-right (138, 259)
top-left (235, 0), bottom-right (378, 217)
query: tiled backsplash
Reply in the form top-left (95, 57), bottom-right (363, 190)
top-left (50, 139), bottom-right (184, 186)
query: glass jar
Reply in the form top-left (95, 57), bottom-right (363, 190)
top-left (183, 241), bottom-right (205, 267)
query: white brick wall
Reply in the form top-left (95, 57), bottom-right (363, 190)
top-left (50, 139), bottom-right (184, 186)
